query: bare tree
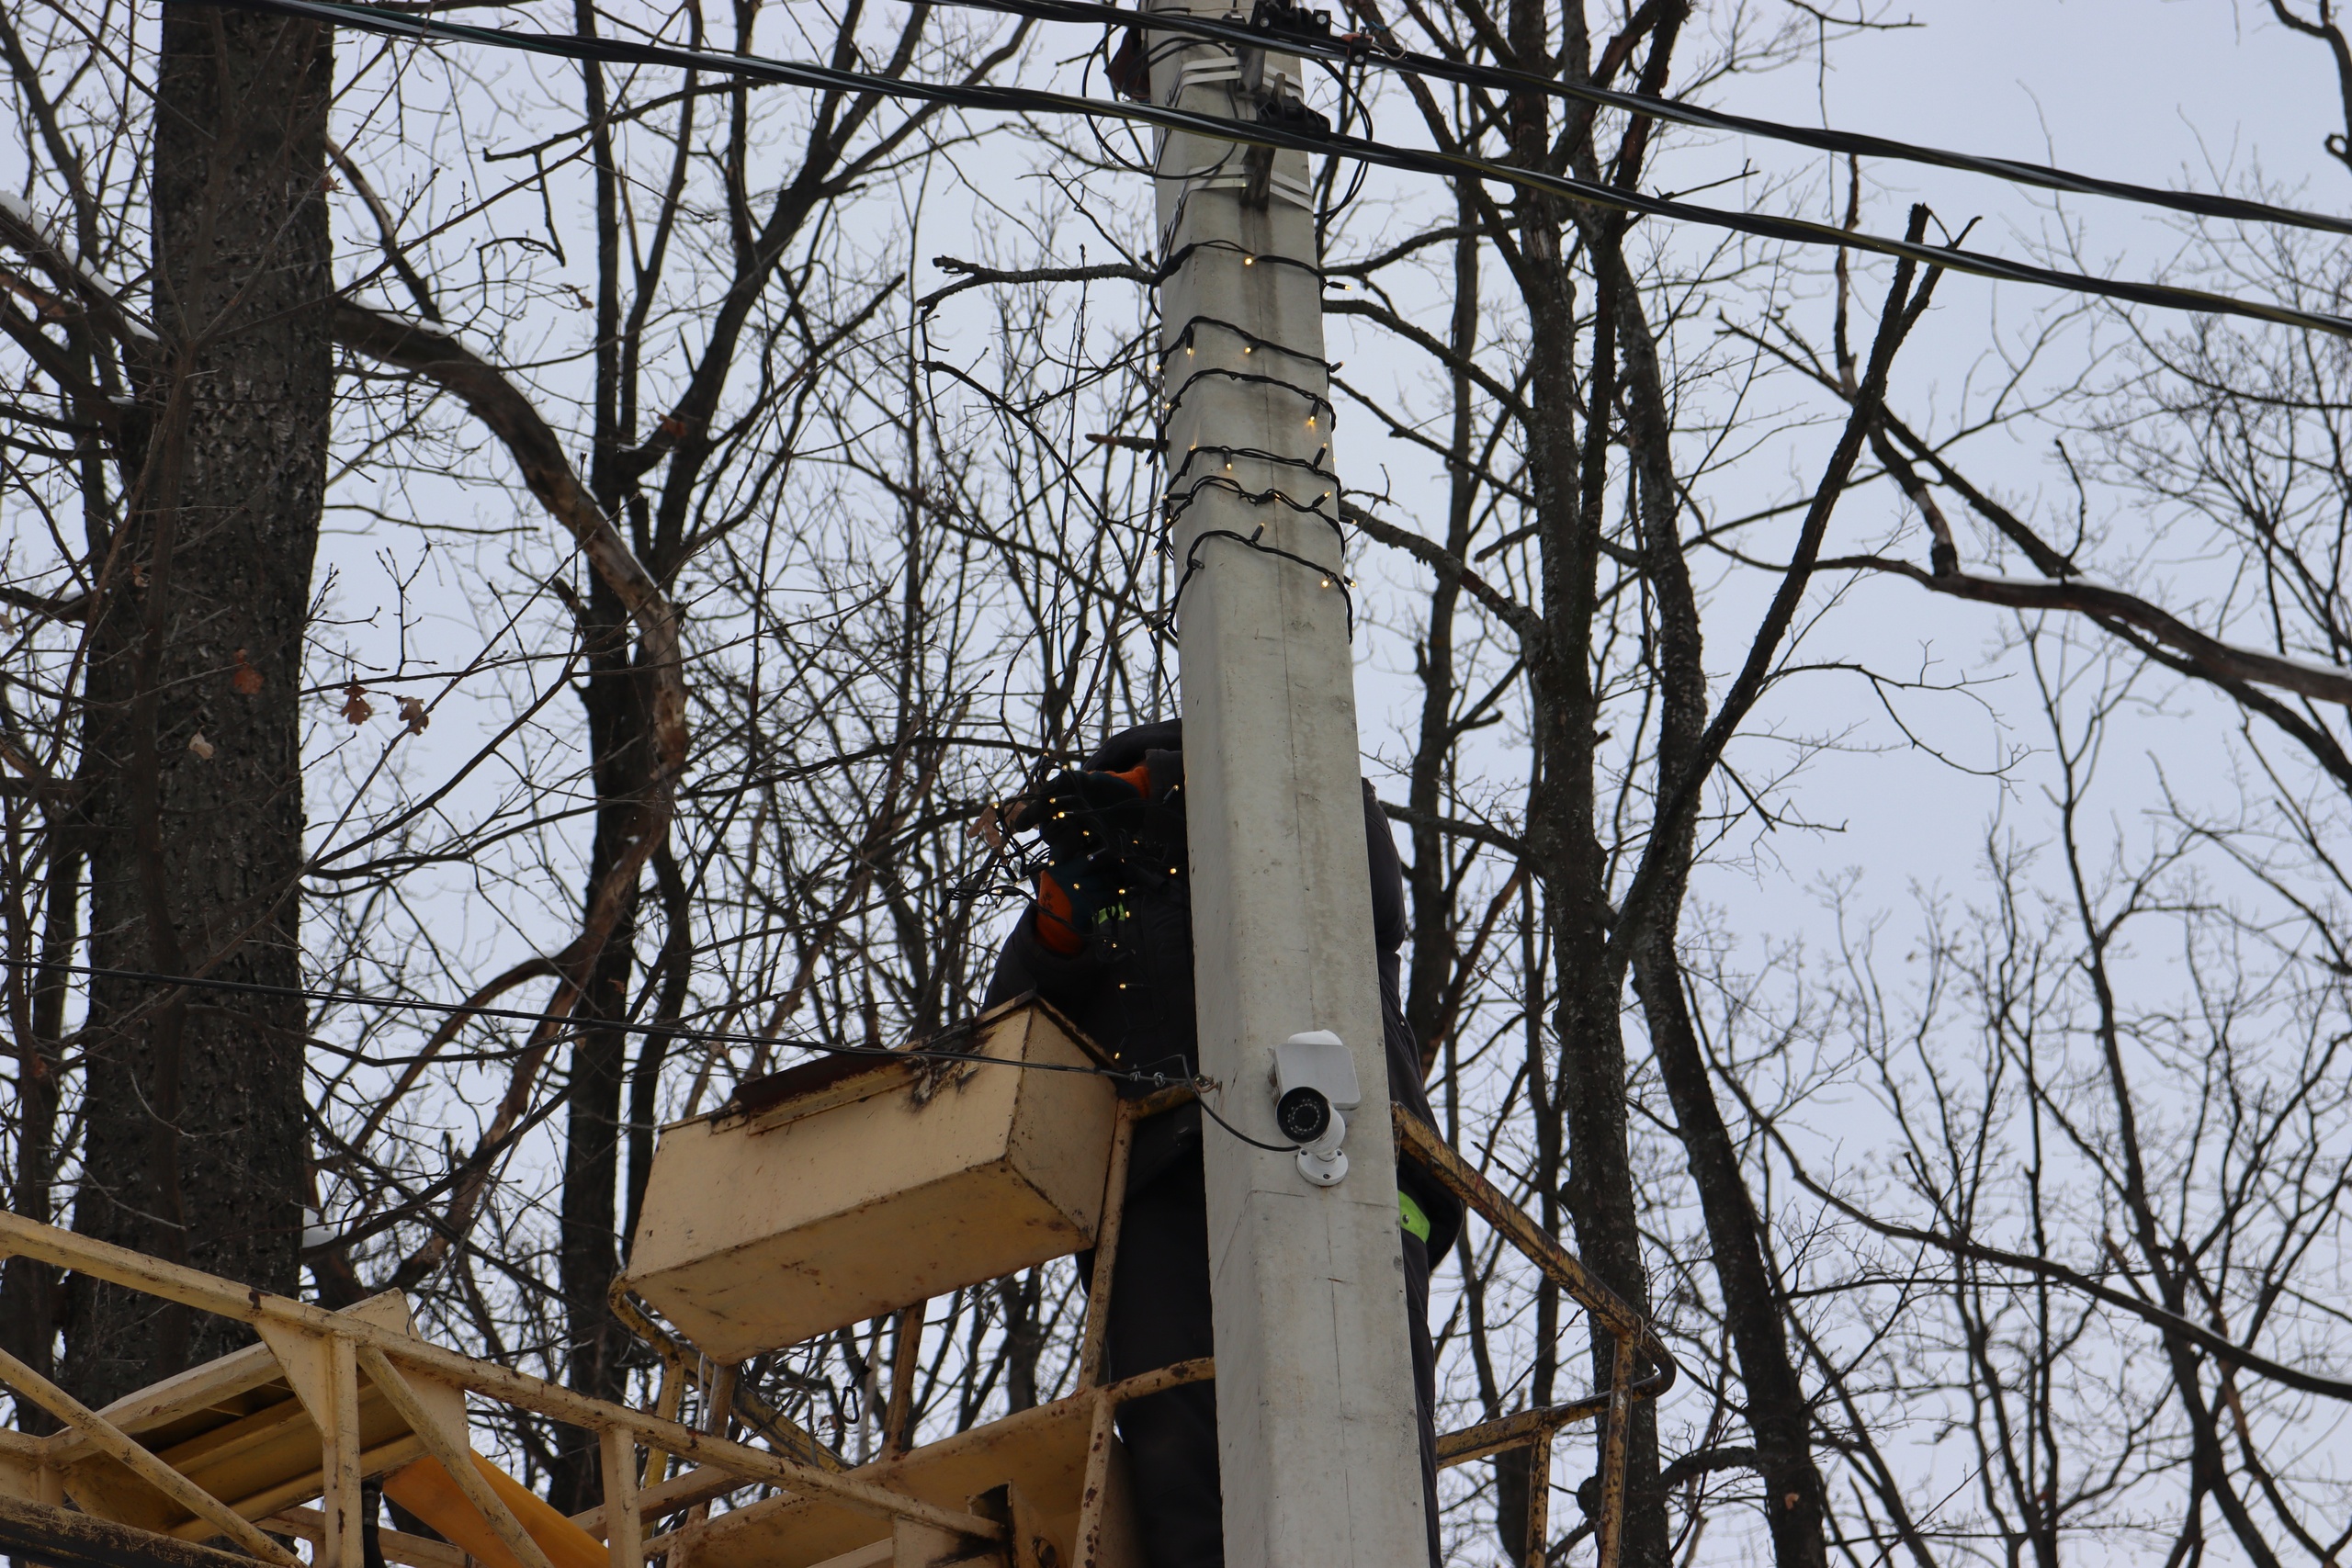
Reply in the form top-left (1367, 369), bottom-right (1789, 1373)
top-left (10, 5), bottom-right (2352, 1567)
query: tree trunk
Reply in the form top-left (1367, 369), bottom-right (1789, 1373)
top-left (1632, 933), bottom-right (1827, 1566)
top-left (551, 28), bottom-right (649, 1499)
top-left (65, 2), bottom-right (331, 1407)
top-left (1520, 218), bottom-right (1672, 1568)
top-left (1599, 190), bottom-right (1830, 1562)
top-left (551, 569), bottom-right (657, 1511)
top-left (1402, 184), bottom-right (1483, 1070)
top-left (1, 818), bottom-right (81, 1430)
top-left (997, 1271), bottom-right (1043, 1415)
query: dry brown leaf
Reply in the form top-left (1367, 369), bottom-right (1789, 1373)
top-left (187, 730), bottom-right (215, 760)
top-left (231, 649), bottom-right (264, 695)
top-left (396, 695), bottom-right (429, 735)
top-left (341, 682), bottom-right (374, 726)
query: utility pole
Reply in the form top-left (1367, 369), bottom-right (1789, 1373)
top-left (1148, 10), bottom-right (1434, 1565)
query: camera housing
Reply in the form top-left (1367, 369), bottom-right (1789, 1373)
top-left (1271, 1031), bottom-right (1359, 1185)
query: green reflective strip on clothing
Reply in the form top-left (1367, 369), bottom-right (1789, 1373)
top-left (1397, 1190), bottom-right (1431, 1243)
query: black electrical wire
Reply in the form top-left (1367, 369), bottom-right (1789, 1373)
top-left (1304, 45), bottom-right (1375, 224)
top-left (1163, 364), bottom-right (1339, 422)
top-left (948, 0), bottom-right (2352, 243)
top-left (1167, 443), bottom-right (1335, 489)
top-left (1162, 474), bottom-right (1342, 535)
top-left (202, 0), bottom-right (2352, 341)
top-left (1162, 524), bottom-right (1354, 635)
top-left (7, 958), bottom-right (1185, 1088)
top-left (1159, 314), bottom-right (1331, 369)
top-left (1078, 22), bottom-right (1166, 175)
top-left (1195, 1090), bottom-right (1305, 1152)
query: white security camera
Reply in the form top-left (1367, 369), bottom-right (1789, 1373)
top-left (1271, 1031), bottom-right (1359, 1186)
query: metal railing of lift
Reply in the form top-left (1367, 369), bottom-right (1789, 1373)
top-left (1396, 1106), bottom-right (1678, 1568)
top-left (0, 1210), bottom-right (1013, 1568)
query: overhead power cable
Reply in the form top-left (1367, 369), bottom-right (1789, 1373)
top-left (948, 0), bottom-right (2352, 242)
top-left (9, 957), bottom-right (1186, 1088)
top-left (207, 0), bottom-right (2352, 340)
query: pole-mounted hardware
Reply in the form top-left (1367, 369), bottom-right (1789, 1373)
top-left (1271, 1030), bottom-right (1358, 1185)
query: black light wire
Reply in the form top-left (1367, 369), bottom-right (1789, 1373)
top-left (204, 0), bottom-right (2352, 340)
top-left (1159, 313), bottom-right (1330, 368)
top-left (1162, 364), bottom-right (1336, 422)
top-left (1157, 236), bottom-right (1325, 282)
top-left (1161, 524), bottom-right (1354, 635)
top-left (1166, 444), bottom-right (1336, 493)
top-left (1149, 316), bottom-right (1351, 628)
top-left (1162, 479), bottom-right (1346, 547)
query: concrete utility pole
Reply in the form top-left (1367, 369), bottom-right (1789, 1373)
top-left (1148, 11), bottom-right (1434, 1566)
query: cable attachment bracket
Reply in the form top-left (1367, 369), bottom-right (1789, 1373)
top-left (1223, 0), bottom-right (1331, 200)
top-left (1256, 95), bottom-right (1331, 136)
top-left (1246, 0), bottom-right (1334, 44)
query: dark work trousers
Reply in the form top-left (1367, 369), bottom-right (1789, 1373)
top-left (1101, 1151), bottom-right (1442, 1568)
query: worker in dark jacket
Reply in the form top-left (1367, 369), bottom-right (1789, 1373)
top-left (982, 718), bottom-right (1461, 1568)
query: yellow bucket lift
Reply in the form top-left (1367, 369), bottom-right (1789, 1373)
top-left (622, 1001), bottom-right (1121, 1362)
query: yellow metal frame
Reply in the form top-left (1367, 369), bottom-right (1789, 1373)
top-left (605, 1089), bottom-right (1672, 1567)
top-left (0, 1092), bottom-right (1668, 1568)
top-left (0, 1210), bottom-right (1011, 1568)
top-left (1396, 1107), bottom-right (1678, 1568)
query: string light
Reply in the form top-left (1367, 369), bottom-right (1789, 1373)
top-left (1159, 240), bottom-right (1326, 286)
top-left (1159, 366), bottom-right (1336, 427)
top-left (1158, 316), bottom-right (1329, 374)
top-left (1170, 443), bottom-right (1335, 487)
top-left (1160, 526), bottom-right (1356, 638)
top-left (1161, 473), bottom-right (1348, 539)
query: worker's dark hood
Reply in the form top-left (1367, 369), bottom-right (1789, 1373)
top-left (1083, 716), bottom-right (1182, 773)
